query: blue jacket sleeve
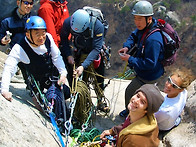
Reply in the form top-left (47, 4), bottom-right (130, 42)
top-left (0, 19), bottom-right (8, 46)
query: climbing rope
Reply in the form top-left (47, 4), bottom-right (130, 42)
top-left (70, 128), bottom-right (101, 144)
top-left (65, 58), bottom-right (136, 146)
top-left (112, 62), bottom-right (136, 80)
top-left (73, 80), bottom-right (93, 125)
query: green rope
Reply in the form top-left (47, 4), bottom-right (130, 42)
top-left (112, 62), bottom-right (136, 80)
top-left (70, 128), bottom-right (101, 143)
top-left (30, 74), bottom-right (49, 107)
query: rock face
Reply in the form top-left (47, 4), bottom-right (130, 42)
top-left (0, 1), bottom-right (15, 21)
top-left (0, 84), bottom-right (62, 147)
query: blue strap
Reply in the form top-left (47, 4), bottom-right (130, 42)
top-left (49, 112), bottom-right (65, 147)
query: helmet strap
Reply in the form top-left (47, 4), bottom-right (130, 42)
top-left (145, 16), bottom-right (149, 27)
top-left (141, 16), bottom-right (153, 31)
top-left (27, 30), bottom-right (39, 47)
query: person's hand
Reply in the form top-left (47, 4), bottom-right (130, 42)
top-left (100, 130), bottom-right (111, 141)
top-left (118, 47), bottom-right (128, 54)
top-left (1, 36), bottom-right (11, 45)
top-left (119, 53), bottom-right (130, 62)
top-left (67, 56), bottom-right (75, 65)
top-left (73, 66), bottom-right (84, 77)
top-left (1, 91), bottom-right (12, 102)
top-left (57, 74), bottom-right (67, 86)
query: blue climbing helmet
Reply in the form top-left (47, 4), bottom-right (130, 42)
top-left (70, 9), bottom-right (90, 33)
top-left (25, 16), bottom-right (47, 30)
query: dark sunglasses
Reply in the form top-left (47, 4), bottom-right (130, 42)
top-left (23, 1), bottom-right (34, 5)
top-left (167, 76), bottom-right (182, 89)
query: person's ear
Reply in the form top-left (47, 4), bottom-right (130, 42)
top-left (26, 31), bottom-right (30, 39)
top-left (148, 16), bottom-right (152, 23)
top-left (144, 110), bottom-right (148, 114)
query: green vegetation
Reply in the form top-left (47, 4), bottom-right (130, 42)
top-left (101, 0), bottom-right (121, 4)
top-left (190, 15), bottom-right (196, 26)
top-left (120, 5), bottom-right (130, 13)
top-left (162, 0), bottom-right (181, 9)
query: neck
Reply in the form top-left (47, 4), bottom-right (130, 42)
top-left (129, 112), bottom-right (146, 123)
top-left (167, 93), bottom-right (179, 98)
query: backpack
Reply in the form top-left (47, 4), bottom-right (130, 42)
top-left (143, 19), bottom-right (181, 66)
top-left (83, 6), bottom-right (111, 69)
top-left (83, 6), bottom-right (109, 38)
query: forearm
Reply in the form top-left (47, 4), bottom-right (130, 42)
top-left (109, 123), bottom-right (124, 136)
top-left (1, 62), bottom-right (17, 93)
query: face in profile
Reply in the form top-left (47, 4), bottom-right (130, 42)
top-left (164, 75), bottom-right (183, 98)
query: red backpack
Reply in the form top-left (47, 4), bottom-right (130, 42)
top-left (143, 19), bottom-right (181, 66)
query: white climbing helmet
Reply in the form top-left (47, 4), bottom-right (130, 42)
top-left (70, 9), bottom-right (90, 33)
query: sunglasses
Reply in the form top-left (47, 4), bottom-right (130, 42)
top-left (167, 76), bottom-right (182, 89)
top-left (23, 1), bottom-right (34, 5)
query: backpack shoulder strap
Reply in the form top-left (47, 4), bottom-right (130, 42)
top-left (140, 27), bottom-right (161, 58)
top-left (142, 28), bottom-right (161, 46)
top-left (89, 15), bottom-right (97, 38)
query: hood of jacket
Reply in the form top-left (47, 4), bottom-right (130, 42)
top-left (119, 114), bottom-right (157, 137)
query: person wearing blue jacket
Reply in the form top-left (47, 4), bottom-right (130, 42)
top-left (60, 9), bottom-right (109, 112)
top-left (118, 1), bottom-right (164, 118)
top-left (0, 0), bottom-right (34, 49)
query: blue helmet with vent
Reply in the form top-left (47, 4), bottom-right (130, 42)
top-left (25, 16), bottom-right (46, 30)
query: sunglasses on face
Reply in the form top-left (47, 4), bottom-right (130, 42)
top-left (167, 76), bottom-right (182, 89)
top-left (22, 1), bottom-right (34, 5)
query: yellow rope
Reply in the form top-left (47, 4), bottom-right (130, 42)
top-left (72, 79), bottom-right (93, 125)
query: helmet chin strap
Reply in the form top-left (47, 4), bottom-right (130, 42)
top-left (142, 16), bottom-right (152, 31)
top-left (27, 30), bottom-right (39, 47)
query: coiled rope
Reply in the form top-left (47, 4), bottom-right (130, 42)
top-left (73, 80), bottom-right (93, 125)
